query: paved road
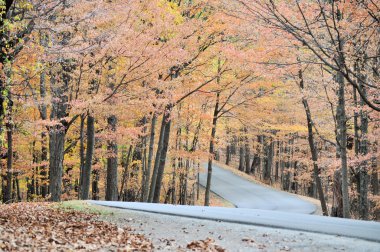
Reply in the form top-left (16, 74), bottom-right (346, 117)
top-left (90, 164), bottom-right (380, 243)
top-left (91, 201), bottom-right (380, 242)
top-left (198, 163), bottom-right (316, 214)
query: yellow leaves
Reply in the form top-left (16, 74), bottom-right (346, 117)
top-left (158, 0), bottom-right (184, 25)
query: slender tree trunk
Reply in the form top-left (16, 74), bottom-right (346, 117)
top-left (105, 115), bottom-right (118, 201)
top-left (226, 145), bottom-right (231, 165)
top-left (119, 145), bottom-right (133, 199)
top-left (336, 51), bottom-right (350, 218)
top-left (144, 113), bottom-right (156, 202)
top-left (78, 114), bottom-right (85, 199)
top-left (371, 149), bottom-right (378, 195)
top-left (153, 108), bottom-right (172, 203)
top-left (140, 116), bottom-right (148, 202)
top-left (238, 136), bottom-right (245, 172)
top-left (4, 93), bottom-right (12, 203)
top-left (299, 68), bottom-right (328, 216)
top-left (205, 92), bottom-right (220, 206)
top-left (81, 114), bottom-right (95, 200)
top-left (244, 133), bottom-right (250, 174)
top-left (92, 169), bottom-right (99, 200)
top-left (149, 113), bottom-right (166, 202)
top-left (39, 67), bottom-right (48, 197)
top-left (358, 80), bottom-right (369, 220)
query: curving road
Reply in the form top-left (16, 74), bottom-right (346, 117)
top-left (198, 163), bottom-right (316, 214)
top-left (90, 163), bottom-right (380, 243)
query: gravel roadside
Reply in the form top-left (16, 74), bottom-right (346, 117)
top-left (92, 204), bottom-right (380, 252)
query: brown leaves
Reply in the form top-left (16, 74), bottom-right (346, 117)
top-left (186, 238), bottom-right (225, 252)
top-left (0, 202), bottom-right (152, 251)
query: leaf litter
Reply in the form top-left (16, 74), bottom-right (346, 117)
top-left (0, 202), bottom-right (152, 251)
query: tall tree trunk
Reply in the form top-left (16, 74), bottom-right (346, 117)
top-left (49, 128), bottom-right (65, 202)
top-left (336, 50), bottom-right (350, 218)
top-left (39, 65), bottom-right (48, 197)
top-left (144, 113), bottom-right (156, 202)
top-left (4, 93), bottom-right (13, 203)
top-left (371, 149), bottom-right (378, 195)
top-left (153, 108), bottom-right (172, 203)
top-left (48, 60), bottom-right (71, 202)
top-left (81, 114), bottom-right (95, 200)
top-left (205, 92), bottom-right (220, 206)
top-left (78, 114), bottom-right (85, 198)
top-left (140, 116), bottom-right (148, 202)
top-left (105, 115), bottom-right (118, 201)
top-left (358, 78), bottom-right (369, 220)
top-left (119, 145), bottom-right (133, 199)
top-left (149, 112), bottom-right (167, 202)
top-left (299, 68), bottom-right (328, 216)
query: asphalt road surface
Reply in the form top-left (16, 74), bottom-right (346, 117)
top-left (198, 163), bottom-right (316, 214)
top-left (91, 201), bottom-right (380, 242)
top-left (90, 163), bottom-right (380, 242)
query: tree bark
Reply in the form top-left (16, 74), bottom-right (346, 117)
top-left (149, 112), bottom-right (167, 202)
top-left (105, 115), bottom-right (118, 201)
top-left (358, 79), bottom-right (369, 220)
top-left (39, 65), bottom-right (48, 197)
top-left (143, 113), bottom-right (156, 202)
top-left (4, 93), bottom-right (13, 203)
top-left (205, 92), bottom-right (219, 206)
top-left (78, 114), bottom-right (85, 198)
top-left (81, 114), bottom-right (95, 200)
top-left (48, 59), bottom-right (72, 202)
top-left (336, 49), bottom-right (350, 218)
top-left (153, 108), bottom-right (172, 203)
top-left (299, 68), bottom-right (328, 216)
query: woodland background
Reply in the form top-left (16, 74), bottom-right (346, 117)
top-left (0, 0), bottom-right (379, 221)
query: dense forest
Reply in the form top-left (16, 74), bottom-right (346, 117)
top-left (0, 0), bottom-right (379, 221)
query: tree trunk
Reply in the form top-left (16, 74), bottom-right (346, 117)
top-left (358, 81), bottom-right (369, 220)
top-left (205, 92), bottom-right (219, 206)
top-left (119, 145), bottom-right (133, 199)
top-left (238, 138), bottom-right (245, 172)
top-left (299, 68), bottom-right (328, 216)
top-left (336, 51), bottom-right (350, 218)
top-left (81, 114), bottom-right (95, 200)
top-left (226, 145), bottom-right (231, 165)
top-left (48, 60), bottom-right (71, 202)
top-left (105, 115), bottom-right (118, 201)
top-left (78, 114), bottom-right (85, 199)
top-left (92, 169), bottom-right (99, 200)
top-left (49, 128), bottom-right (65, 202)
top-left (143, 113), bottom-right (156, 202)
top-left (39, 67), bottom-right (48, 197)
top-left (148, 112), bottom-right (166, 202)
top-left (153, 108), bottom-right (172, 203)
top-left (4, 96), bottom-right (13, 203)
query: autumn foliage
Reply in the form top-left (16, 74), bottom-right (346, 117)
top-left (0, 0), bottom-right (378, 221)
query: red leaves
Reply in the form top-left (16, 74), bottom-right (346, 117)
top-left (0, 203), bottom-right (152, 251)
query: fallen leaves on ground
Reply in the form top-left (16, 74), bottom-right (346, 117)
top-left (0, 202), bottom-right (152, 251)
top-left (186, 238), bottom-right (225, 252)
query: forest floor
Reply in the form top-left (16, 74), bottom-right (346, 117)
top-left (0, 202), bottom-right (152, 251)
